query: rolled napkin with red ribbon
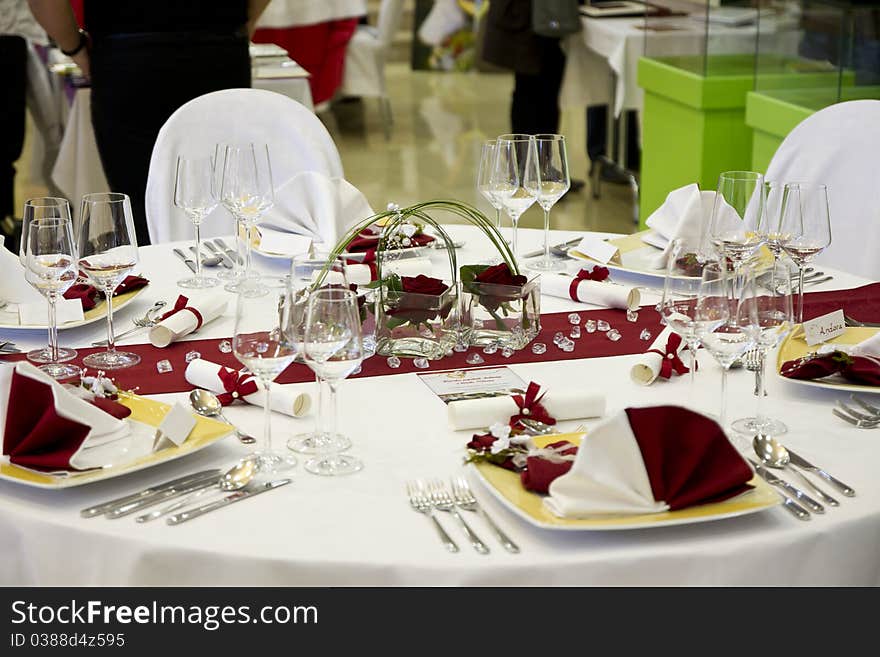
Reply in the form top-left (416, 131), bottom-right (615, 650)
top-left (541, 269), bottom-right (640, 310)
top-left (447, 381), bottom-right (605, 431)
top-left (0, 361), bottom-right (130, 472)
top-left (149, 294), bottom-right (227, 348)
top-left (630, 326), bottom-right (690, 385)
top-left (545, 405), bottom-right (753, 517)
top-left (184, 359), bottom-right (311, 417)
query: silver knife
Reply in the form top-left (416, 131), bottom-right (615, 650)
top-left (173, 248), bottom-right (197, 273)
top-left (105, 474), bottom-right (222, 519)
top-left (80, 469), bottom-right (221, 518)
top-left (213, 238), bottom-right (242, 265)
top-left (748, 459), bottom-right (824, 514)
top-left (750, 466), bottom-right (811, 521)
top-left (135, 486), bottom-right (218, 523)
top-left (166, 479), bottom-right (291, 525)
top-left (204, 241), bottom-right (233, 268)
top-left (786, 449), bottom-right (856, 497)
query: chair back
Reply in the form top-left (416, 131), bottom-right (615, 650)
top-left (376, 0), bottom-right (406, 52)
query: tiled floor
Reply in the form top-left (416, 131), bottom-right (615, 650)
top-left (13, 63), bottom-right (638, 236)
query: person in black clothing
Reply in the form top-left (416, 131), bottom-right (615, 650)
top-left (27, 0), bottom-right (271, 246)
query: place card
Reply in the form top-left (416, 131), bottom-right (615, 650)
top-left (573, 236), bottom-right (620, 265)
top-left (257, 227), bottom-right (312, 257)
top-left (418, 366), bottom-right (526, 404)
top-left (18, 298), bottom-right (84, 325)
top-left (152, 402), bottom-right (197, 451)
top-left (803, 309), bottom-right (846, 346)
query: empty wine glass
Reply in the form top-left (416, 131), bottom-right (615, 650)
top-left (778, 182), bottom-right (832, 323)
top-left (23, 215), bottom-right (81, 379)
top-left (220, 143), bottom-right (274, 292)
top-left (760, 180), bottom-right (787, 260)
top-left (524, 134), bottom-right (570, 272)
top-left (77, 192), bottom-right (141, 370)
top-left (302, 287), bottom-right (364, 476)
top-left (660, 238), bottom-right (705, 390)
top-left (213, 142), bottom-right (243, 282)
top-left (731, 256), bottom-right (795, 436)
top-left (20, 197), bottom-right (77, 365)
top-left (705, 171), bottom-right (765, 270)
top-left (494, 134), bottom-right (538, 262)
top-left (174, 154), bottom-right (219, 289)
top-left (476, 139), bottom-right (504, 231)
top-left (233, 276), bottom-right (298, 473)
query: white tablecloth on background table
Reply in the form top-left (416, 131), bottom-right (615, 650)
top-left (1, 226), bottom-right (878, 586)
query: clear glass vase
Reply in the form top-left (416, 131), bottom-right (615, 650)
top-left (461, 277), bottom-right (541, 349)
top-left (375, 284), bottom-right (458, 360)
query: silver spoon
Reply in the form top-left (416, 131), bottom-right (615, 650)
top-left (190, 246), bottom-right (222, 267)
top-left (753, 434), bottom-right (840, 507)
top-left (189, 389), bottom-right (257, 445)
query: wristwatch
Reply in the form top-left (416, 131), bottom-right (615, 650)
top-left (60, 29), bottom-right (88, 57)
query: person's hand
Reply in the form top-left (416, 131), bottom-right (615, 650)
top-left (71, 49), bottom-right (90, 80)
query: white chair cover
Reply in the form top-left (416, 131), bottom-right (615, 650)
top-left (145, 88), bottom-right (343, 244)
top-left (765, 99), bottom-right (880, 279)
top-left (340, 0), bottom-right (405, 99)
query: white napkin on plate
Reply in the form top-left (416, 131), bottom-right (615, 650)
top-left (447, 390), bottom-right (605, 431)
top-left (185, 358), bottom-right (311, 417)
top-left (259, 171), bottom-right (374, 252)
top-left (541, 274), bottom-right (640, 310)
top-left (149, 293), bottom-right (227, 348)
top-left (643, 184), bottom-right (717, 269)
top-left (630, 326), bottom-right (689, 385)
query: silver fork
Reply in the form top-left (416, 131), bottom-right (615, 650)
top-left (832, 407), bottom-right (880, 428)
top-left (406, 480), bottom-right (458, 553)
top-left (91, 300), bottom-right (167, 346)
top-left (451, 476), bottom-right (519, 553)
top-left (428, 479), bottom-right (489, 555)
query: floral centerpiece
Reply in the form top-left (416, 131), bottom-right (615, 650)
top-left (459, 262), bottom-right (541, 349)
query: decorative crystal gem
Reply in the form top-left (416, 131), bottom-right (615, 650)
top-left (639, 329), bottom-right (653, 341)
top-left (557, 338), bottom-right (574, 350)
top-left (362, 335), bottom-right (377, 357)
top-left (567, 313), bottom-right (581, 325)
top-left (352, 364), bottom-right (362, 375)
top-left (654, 303), bottom-right (662, 312)
top-left (561, 344), bottom-right (575, 352)
top-left (570, 326), bottom-right (581, 339)
top-left (218, 340), bottom-right (232, 353)
top-left (585, 320), bottom-right (597, 333)
top-left (465, 353), bottom-right (485, 365)
top-left (413, 357), bottom-right (430, 369)
top-left (531, 342), bottom-right (547, 355)
top-left (453, 342), bottom-right (469, 352)
top-left (184, 350), bottom-right (201, 363)
top-left (626, 309), bottom-right (638, 322)
top-left (597, 320), bottom-right (611, 332)
top-left (553, 331), bottom-right (565, 345)
top-left (482, 343), bottom-right (498, 355)
top-left (501, 347), bottom-right (514, 358)
top-left (255, 341), bottom-right (269, 354)
top-left (607, 329), bottom-right (622, 341)
top-left (156, 360), bottom-right (173, 374)
top-left (472, 319), bottom-right (483, 329)
top-left (386, 356), bottom-right (401, 369)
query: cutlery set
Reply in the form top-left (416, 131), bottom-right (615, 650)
top-left (406, 477), bottom-right (519, 554)
top-left (834, 394), bottom-right (880, 428)
top-left (173, 238), bottom-right (241, 272)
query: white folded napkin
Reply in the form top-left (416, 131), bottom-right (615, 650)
top-left (257, 227), bottom-right (313, 257)
top-left (346, 257), bottom-right (433, 285)
top-left (853, 332), bottom-right (880, 356)
top-left (259, 170), bottom-right (374, 250)
top-left (644, 184), bottom-right (717, 269)
top-left (447, 390), bottom-right (605, 431)
top-left (149, 293), bottom-right (227, 348)
top-left (545, 410), bottom-right (669, 517)
top-left (630, 326), bottom-right (689, 385)
top-left (185, 358), bottom-right (311, 417)
top-left (541, 273), bottom-right (640, 310)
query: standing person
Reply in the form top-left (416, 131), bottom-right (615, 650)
top-left (26, 0), bottom-right (272, 246)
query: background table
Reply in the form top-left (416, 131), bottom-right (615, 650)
top-left (1, 226), bottom-right (878, 585)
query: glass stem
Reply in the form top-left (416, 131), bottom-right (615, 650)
top-left (719, 366), bottom-right (729, 430)
top-left (233, 218), bottom-right (244, 277)
top-left (47, 295), bottom-right (58, 362)
top-left (262, 378), bottom-right (273, 454)
top-left (494, 206), bottom-right (501, 231)
top-left (194, 221), bottom-right (202, 280)
top-left (105, 288), bottom-right (116, 353)
top-left (797, 266), bottom-right (806, 323)
top-left (511, 216), bottom-right (519, 264)
top-left (754, 349), bottom-right (767, 427)
top-left (542, 206), bottom-right (551, 264)
top-left (313, 375), bottom-right (332, 450)
top-left (244, 224), bottom-right (254, 278)
top-left (688, 343), bottom-right (698, 391)
top-left (326, 380), bottom-right (340, 465)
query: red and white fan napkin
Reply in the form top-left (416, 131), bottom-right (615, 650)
top-left (149, 293), bottom-right (227, 348)
top-left (185, 359), bottom-right (311, 417)
top-left (545, 405), bottom-right (753, 517)
top-left (0, 362), bottom-right (130, 472)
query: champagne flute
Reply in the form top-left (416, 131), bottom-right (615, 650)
top-left (220, 143), bottom-right (274, 292)
top-left (23, 216), bottom-right (81, 379)
top-left (494, 134), bottom-right (538, 262)
top-left (77, 192), bottom-right (141, 370)
top-left (660, 238), bottom-right (705, 391)
top-left (760, 180), bottom-right (787, 260)
top-left (20, 197), bottom-right (77, 365)
top-left (705, 171), bottom-right (765, 271)
top-left (731, 256), bottom-right (795, 436)
top-left (524, 134), bottom-right (570, 272)
top-left (476, 139), bottom-right (504, 231)
top-left (287, 255), bottom-right (354, 455)
top-left (174, 154), bottom-right (219, 289)
top-left (233, 276), bottom-right (298, 473)
top-left (213, 143), bottom-right (242, 282)
top-left (302, 288), bottom-right (364, 476)
top-left (778, 182), bottom-right (832, 323)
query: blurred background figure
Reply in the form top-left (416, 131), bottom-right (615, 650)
top-left (26, 0), bottom-right (271, 246)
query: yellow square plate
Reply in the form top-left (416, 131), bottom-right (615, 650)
top-left (0, 394), bottom-right (232, 489)
top-left (0, 286), bottom-right (147, 330)
top-left (472, 433), bottom-right (780, 531)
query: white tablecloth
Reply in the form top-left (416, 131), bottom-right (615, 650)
top-left (1, 226), bottom-right (878, 586)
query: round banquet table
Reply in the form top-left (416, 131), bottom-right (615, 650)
top-left (1, 225), bottom-right (879, 586)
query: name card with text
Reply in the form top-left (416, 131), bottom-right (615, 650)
top-left (803, 309), bottom-right (846, 346)
top-left (573, 237), bottom-right (619, 265)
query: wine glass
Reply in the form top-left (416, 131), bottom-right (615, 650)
top-left (302, 287), bottom-right (364, 476)
top-left (287, 255), bottom-right (354, 455)
top-left (77, 192), bottom-right (141, 370)
top-left (760, 180), bottom-right (787, 260)
top-left (705, 171), bottom-right (765, 271)
top-left (232, 276), bottom-right (298, 473)
top-left (220, 143), bottom-right (274, 292)
top-left (660, 238), bottom-right (705, 391)
top-left (731, 256), bottom-right (795, 436)
top-left (213, 143), bottom-right (243, 282)
top-left (20, 197), bottom-right (77, 365)
top-left (778, 182), bottom-right (832, 323)
top-left (694, 261), bottom-right (758, 430)
top-left (23, 215), bottom-right (81, 380)
top-left (174, 154), bottom-right (219, 289)
top-left (494, 134), bottom-right (538, 262)
top-left (476, 139), bottom-right (504, 231)
top-left (524, 134), bottom-right (570, 272)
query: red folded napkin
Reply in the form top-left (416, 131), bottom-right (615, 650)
top-left (781, 351), bottom-right (880, 386)
top-left (64, 274), bottom-right (150, 311)
top-left (520, 440), bottom-right (578, 494)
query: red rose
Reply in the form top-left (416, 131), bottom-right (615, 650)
top-left (401, 275), bottom-right (448, 297)
top-left (474, 263), bottom-right (527, 287)
top-left (385, 275), bottom-right (450, 326)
